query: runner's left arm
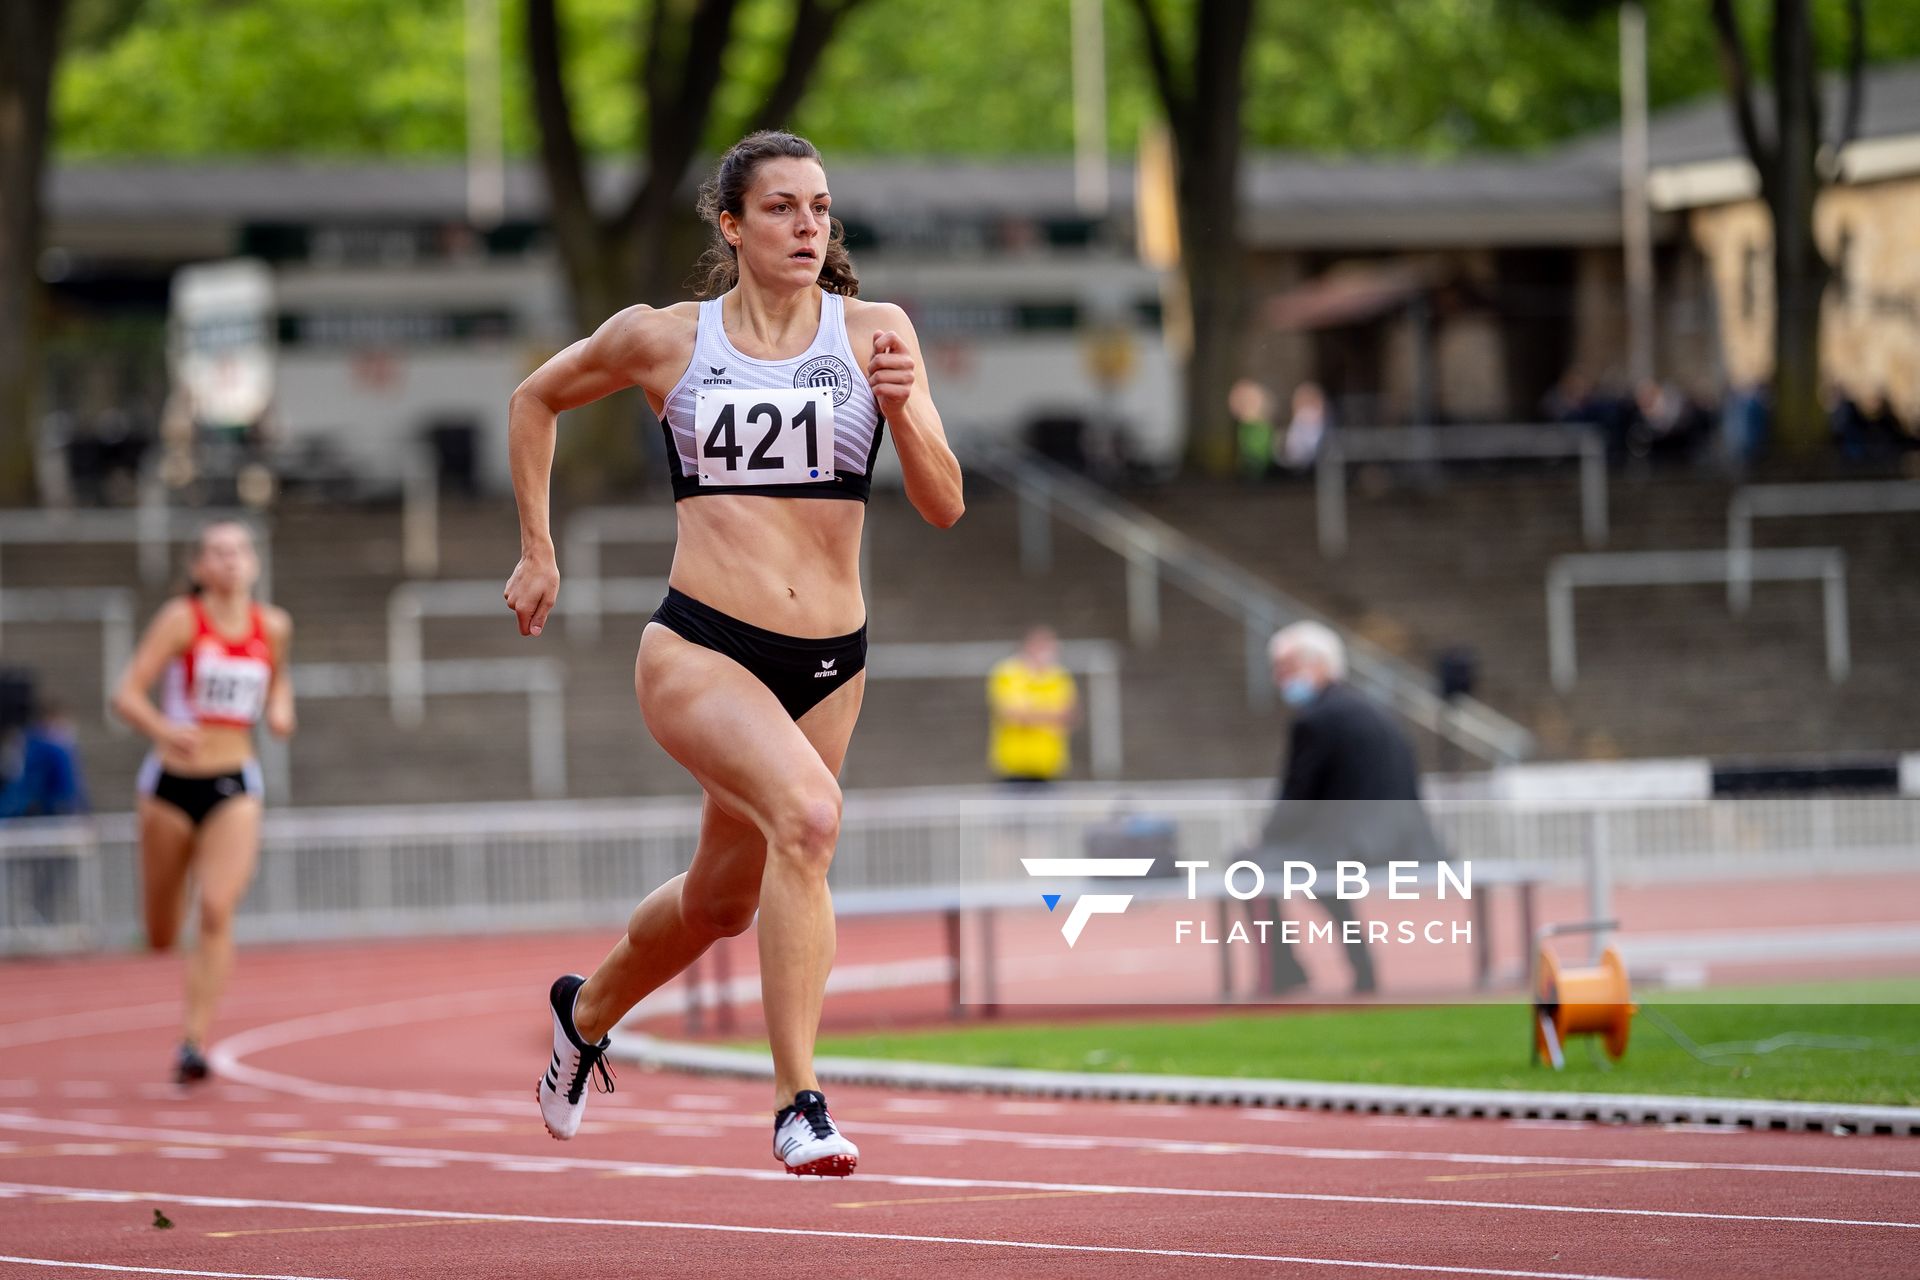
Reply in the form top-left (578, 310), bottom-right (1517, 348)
top-left (864, 305), bottom-right (964, 528)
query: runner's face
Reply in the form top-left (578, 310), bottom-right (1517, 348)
top-left (195, 525), bottom-right (258, 595)
top-left (728, 157), bottom-right (831, 290)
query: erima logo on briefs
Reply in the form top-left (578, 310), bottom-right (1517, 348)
top-left (701, 365), bottom-right (731, 385)
top-left (1021, 857), bottom-right (1155, 946)
top-left (815, 658), bottom-right (838, 678)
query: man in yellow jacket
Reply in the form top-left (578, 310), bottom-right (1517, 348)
top-left (987, 627), bottom-right (1079, 785)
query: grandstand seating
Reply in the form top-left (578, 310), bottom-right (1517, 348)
top-left (4, 462), bottom-right (1914, 809)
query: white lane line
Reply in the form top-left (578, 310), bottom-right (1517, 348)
top-left (53, 1084), bottom-right (110, 1100)
top-left (149, 1114), bottom-right (210, 1127)
top-left (441, 1119), bottom-right (508, 1133)
top-left (203, 993), bottom-right (1920, 1184)
top-left (340, 1116), bottom-right (398, 1130)
top-left (49, 1145), bottom-right (116, 1158)
top-left (0, 1183), bottom-right (1667, 1279)
top-left (880, 1098), bottom-right (950, 1113)
top-left (155, 1148), bottom-right (223, 1161)
top-left (0, 1083), bottom-right (36, 1098)
top-left (261, 1152), bottom-right (332, 1165)
top-left (0, 1118), bottom-right (1914, 1231)
top-left (666, 1095), bottom-right (737, 1111)
top-left (992, 1102), bottom-right (1062, 1116)
top-left (372, 1157), bottom-right (443, 1169)
top-left (0, 1005), bottom-right (179, 1051)
top-left (0, 1257), bottom-right (348, 1280)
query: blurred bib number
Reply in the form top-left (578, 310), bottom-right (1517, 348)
top-left (695, 388), bottom-right (836, 486)
top-left (193, 654), bottom-right (270, 724)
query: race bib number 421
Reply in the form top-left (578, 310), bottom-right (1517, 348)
top-left (694, 387), bottom-right (837, 486)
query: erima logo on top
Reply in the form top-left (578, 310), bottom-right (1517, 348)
top-left (1021, 857), bottom-right (1154, 947)
top-left (700, 365), bottom-right (731, 385)
top-left (815, 658), bottom-right (838, 679)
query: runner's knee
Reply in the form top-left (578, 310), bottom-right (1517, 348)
top-left (681, 891), bottom-right (758, 939)
top-left (767, 783), bottom-right (841, 877)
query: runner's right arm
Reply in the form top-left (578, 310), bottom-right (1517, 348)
top-left (504, 305), bottom-right (684, 637)
top-left (110, 599), bottom-right (200, 757)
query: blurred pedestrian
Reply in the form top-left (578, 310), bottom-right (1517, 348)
top-left (1281, 381), bottom-right (1330, 472)
top-left (113, 521), bottom-right (295, 1085)
top-left (987, 626), bottom-right (1079, 786)
top-left (1228, 379), bottom-right (1277, 480)
top-left (1251, 621), bottom-right (1440, 996)
top-left (0, 697), bottom-right (89, 819)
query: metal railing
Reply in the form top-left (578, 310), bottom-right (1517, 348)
top-left (1316, 424), bottom-right (1607, 558)
top-left (0, 502), bottom-right (274, 600)
top-left (386, 577), bottom-right (667, 725)
top-left (3, 782), bottom-right (1913, 955)
top-left (0, 587), bottom-right (135, 724)
top-left (261, 658), bottom-right (568, 802)
top-left (561, 507), bottom-right (678, 641)
top-left (1728, 480), bottom-right (1920, 612)
top-left (1546, 548), bottom-right (1849, 692)
top-left (975, 444), bottom-right (1534, 766)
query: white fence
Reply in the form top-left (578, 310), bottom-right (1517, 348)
top-left (1317, 424), bottom-right (1608, 557)
top-left (0, 587), bottom-right (135, 724)
top-left (0, 504), bottom-right (274, 600)
top-left (1727, 480), bottom-right (1920, 612)
top-left (2, 781), bottom-right (1913, 956)
top-left (1546, 548), bottom-right (1850, 691)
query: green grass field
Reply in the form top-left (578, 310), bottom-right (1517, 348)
top-left (795, 981), bottom-right (1920, 1106)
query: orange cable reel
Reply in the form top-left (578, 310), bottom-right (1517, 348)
top-left (1533, 945), bottom-right (1636, 1069)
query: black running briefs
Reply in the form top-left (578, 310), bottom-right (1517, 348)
top-left (649, 587), bottom-right (867, 721)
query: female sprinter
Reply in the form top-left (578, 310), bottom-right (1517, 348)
top-left (112, 521), bottom-right (294, 1083)
top-left (504, 131), bottom-right (963, 1178)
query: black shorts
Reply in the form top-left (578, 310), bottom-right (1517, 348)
top-left (649, 587), bottom-right (866, 721)
top-left (139, 755), bottom-right (262, 826)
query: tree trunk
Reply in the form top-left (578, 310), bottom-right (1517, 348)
top-left (0, 0), bottom-right (65, 505)
top-left (1766, 0), bottom-right (1827, 458)
top-left (1178, 183), bottom-right (1245, 475)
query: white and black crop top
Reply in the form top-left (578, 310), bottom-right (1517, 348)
top-left (659, 291), bottom-right (887, 502)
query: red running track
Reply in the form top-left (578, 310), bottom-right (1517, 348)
top-left (1, 931), bottom-right (1916, 1279)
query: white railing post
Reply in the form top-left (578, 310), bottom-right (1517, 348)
top-left (388, 588), bottom-right (427, 727)
top-left (1018, 482), bottom-right (1052, 577)
top-left (566, 513), bottom-right (603, 642)
top-left (137, 475), bottom-right (169, 586)
top-left (1085, 653), bottom-right (1123, 780)
top-left (1244, 614), bottom-right (1275, 710)
top-left (1728, 491), bottom-right (1753, 614)
top-left (1579, 434), bottom-right (1608, 547)
top-left (1823, 553), bottom-right (1850, 684)
top-left (528, 670), bottom-right (567, 799)
top-left (403, 444), bottom-right (440, 578)
top-left (1316, 437), bottom-right (1347, 557)
top-left (1586, 808), bottom-right (1612, 960)
top-left (100, 592), bottom-right (134, 728)
top-left (1547, 566), bottom-right (1576, 693)
top-left (1125, 533), bottom-right (1160, 648)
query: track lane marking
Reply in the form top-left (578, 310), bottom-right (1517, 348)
top-left (1427, 1169), bottom-right (1671, 1185)
top-left (0, 1258), bottom-right (348, 1280)
top-left (834, 1190), bottom-right (1112, 1209)
top-left (0, 1182), bottom-right (1676, 1279)
top-left (205, 1219), bottom-right (487, 1239)
top-left (0, 1128), bottom-right (1915, 1231)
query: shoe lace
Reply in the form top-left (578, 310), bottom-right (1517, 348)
top-left (566, 1044), bottom-right (616, 1105)
top-left (798, 1094), bottom-right (835, 1141)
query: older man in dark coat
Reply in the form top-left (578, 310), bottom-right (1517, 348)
top-left (1253, 621), bottom-right (1442, 995)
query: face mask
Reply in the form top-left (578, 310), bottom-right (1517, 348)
top-left (1280, 676), bottom-right (1320, 708)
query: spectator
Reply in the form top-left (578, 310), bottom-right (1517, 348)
top-left (0, 698), bottom-right (90, 819)
top-left (1281, 381), bottom-right (1330, 472)
top-left (1228, 379), bottom-right (1277, 480)
top-left (1249, 621), bottom-right (1442, 996)
top-left (987, 626), bottom-right (1079, 786)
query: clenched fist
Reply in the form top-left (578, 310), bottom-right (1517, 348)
top-left (867, 330), bottom-right (915, 420)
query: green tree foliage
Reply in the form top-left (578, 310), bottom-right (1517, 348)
top-left (57, 0), bottom-right (1920, 161)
